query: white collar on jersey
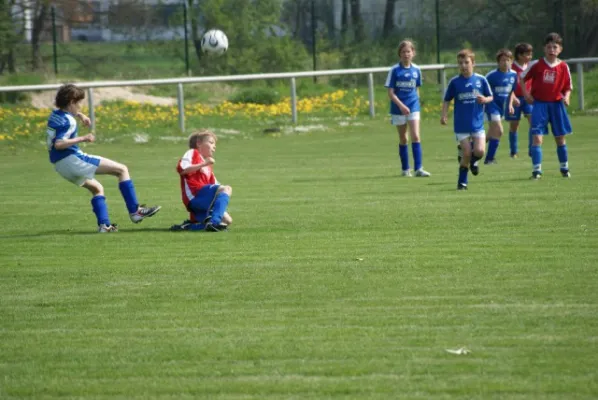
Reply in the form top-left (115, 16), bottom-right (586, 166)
top-left (543, 57), bottom-right (561, 68)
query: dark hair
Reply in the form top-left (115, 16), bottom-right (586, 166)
top-left (55, 84), bottom-right (85, 109)
top-left (496, 48), bottom-right (513, 62)
top-left (544, 32), bottom-right (563, 46)
top-left (514, 43), bottom-right (533, 58)
top-left (397, 39), bottom-right (416, 56)
top-left (457, 49), bottom-right (475, 63)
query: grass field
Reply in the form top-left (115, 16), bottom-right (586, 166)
top-left (1, 116), bottom-right (598, 398)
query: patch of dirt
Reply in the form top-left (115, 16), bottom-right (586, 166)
top-left (30, 86), bottom-right (176, 109)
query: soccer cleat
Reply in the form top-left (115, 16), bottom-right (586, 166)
top-left (561, 170), bottom-right (571, 178)
top-left (401, 170), bottom-right (413, 177)
top-left (530, 171), bottom-right (543, 180)
top-left (470, 161), bottom-right (480, 176)
top-left (205, 222), bottom-right (228, 232)
top-left (169, 220), bottom-right (193, 231)
top-left (415, 169), bottom-right (431, 177)
top-left (484, 159), bottom-right (498, 165)
top-left (130, 204), bottom-right (161, 223)
top-left (98, 223), bottom-right (118, 233)
top-left (510, 153), bottom-right (519, 159)
top-left (457, 183), bottom-right (468, 190)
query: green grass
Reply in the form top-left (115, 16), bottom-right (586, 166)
top-left (1, 116), bottom-right (598, 398)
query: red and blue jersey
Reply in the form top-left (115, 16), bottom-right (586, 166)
top-left (521, 58), bottom-right (572, 102)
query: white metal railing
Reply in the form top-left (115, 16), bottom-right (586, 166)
top-left (1, 58), bottom-right (596, 132)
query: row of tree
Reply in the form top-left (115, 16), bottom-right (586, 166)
top-left (1, 0), bottom-right (597, 76)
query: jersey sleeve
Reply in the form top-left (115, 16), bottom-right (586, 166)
top-left (179, 149), bottom-right (195, 170)
top-left (482, 77), bottom-right (493, 97)
top-left (562, 63), bottom-right (572, 92)
top-left (384, 68), bottom-right (396, 89)
top-left (443, 79), bottom-right (455, 102)
top-left (521, 60), bottom-right (538, 81)
top-left (416, 67), bottom-right (422, 87)
top-left (48, 115), bottom-right (72, 142)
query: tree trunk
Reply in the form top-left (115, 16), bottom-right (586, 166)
top-left (350, 0), bottom-right (364, 42)
top-left (341, 0), bottom-right (348, 46)
top-left (382, 0), bottom-right (395, 38)
top-left (31, 1), bottom-right (49, 71)
top-left (187, 0), bottom-right (203, 64)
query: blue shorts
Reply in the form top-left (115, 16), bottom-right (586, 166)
top-left (529, 101), bottom-right (572, 136)
top-left (506, 96), bottom-right (533, 121)
top-left (485, 102), bottom-right (504, 121)
top-left (187, 184), bottom-right (220, 220)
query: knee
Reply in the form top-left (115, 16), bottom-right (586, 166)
top-left (117, 163), bottom-right (129, 178)
top-left (87, 181), bottom-right (104, 196)
top-left (220, 185), bottom-right (232, 196)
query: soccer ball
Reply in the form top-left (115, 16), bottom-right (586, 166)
top-left (201, 29), bottom-right (229, 55)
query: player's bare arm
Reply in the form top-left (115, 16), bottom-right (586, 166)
top-left (54, 133), bottom-right (95, 150)
top-left (440, 102), bottom-right (449, 125)
top-left (562, 90), bottom-right (571, 106)
top-left (387, 87), bottom-right (410, 115)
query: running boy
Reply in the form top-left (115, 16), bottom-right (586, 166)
top-left (172, 130), bottom-right (232, 232)
top-left (441, 49), bottom-right (493, 190)
top-left (384, 39), bottom-right (431, 177)
top-left (506, 43), bottom-right (534, 158)
top-left (47, 84), bottom-right (161, 232)
top-left (484, 48), bottom-right (518, 164)
top-left (520, 32), bottom-right (572, 179)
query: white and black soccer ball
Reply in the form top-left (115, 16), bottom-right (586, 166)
top-left (201, 29), bottom-right (229, 55)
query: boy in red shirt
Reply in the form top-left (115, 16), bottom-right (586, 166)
top-left (520, 32), bottom-right (572, 179)
top-left (171, 130), bottom-right (232, 232)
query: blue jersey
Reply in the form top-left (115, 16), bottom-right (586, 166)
top-left (485, 69), bottom-right (517, 115)
top-left (384, 63), bottom-right (422, 114)
top-left (443, 73), bottom-right (493, 133)
top-left (47, 109), bottom-right (81, 164)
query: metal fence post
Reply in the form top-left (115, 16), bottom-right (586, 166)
top-left (576, 63), bottom-right (584, 111)
top-left (290, 77), bottom-right (297, 124)
top-left (87, 88), bottom-right (95, 132)
top-left (440, 68), bottom-right (447, 99)
top-left (367, 73), bottom-right (375, 118)
top-left (177, 83), bottom-right (185, 133)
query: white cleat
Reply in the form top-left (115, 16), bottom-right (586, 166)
top-left (98, 223), bottom-right (118, 233)
top-left (401, 170), bottom-right (413, 177)
top-left (415, 168), bottom-right (431, 177)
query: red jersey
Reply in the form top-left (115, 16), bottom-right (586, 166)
top-left (176, 149), bottom-right (216, 206)
top-left (511, 61), bottom-right (531, 97)
top-left (521, 58), bottom-right (572, 102)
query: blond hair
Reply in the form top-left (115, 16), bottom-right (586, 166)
top-left (188, 129), bottom-right (217, 149)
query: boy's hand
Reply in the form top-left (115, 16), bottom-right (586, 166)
top-left (399, 104), bottom-right (411, 115)
top-left (440, 115), bottom-right (448, 125)
top-left (78, 113), bottom-right (92, 127)
top-left (476, 94), bottom-right (487, 104)
top-left (508, 104), bottom-right (515, 115)
top-left (512, 97), bottom-right (521, 107)
top-left (83, 133), bottom-right (95, 143)
top-left (563, 95), bottom-right (570, 107)
top-left (204, 157), bottom-right (215, 165)
top-left (524, 94), bottom-right (534, 105)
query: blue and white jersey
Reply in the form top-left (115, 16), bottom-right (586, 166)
top-left (485, 69), bottom-right (517, 115)
top-left (385, 62), bottom-right (422, 115)
top-left (47, 109), bottom-right (81, 164)
top-left (443, 73), bottom-right (493, 133)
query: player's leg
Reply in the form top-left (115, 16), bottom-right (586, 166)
top-left (456, 134), bottom-right (472, 190)
top-left (529, 102), bottom-right (549, 179)
top-left (392, 115), bottom-right (411, 176)
top-left (470, 132), bottom-right (485, 176)
top-left (208, 185), bottom-right (232, 227)
top-left (222, 212), bottom-right (233, 226)
top-left (82, 178), bottom-right (117, 232)
top-left (96, 156), bottom-right (161, 222)
top-left (525, 114), bottom-right (533, 157)
top-left (508, 120), bottom-right (520, 158)
top-left (549, 102), bottom-right (573, 177)
top-left (485, 115), bottom-right (502, 164)
top-left (407, 114), bottom-right (430, 177)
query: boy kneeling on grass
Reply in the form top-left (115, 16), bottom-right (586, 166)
top-left (170, 130), bottom-right (232, 232)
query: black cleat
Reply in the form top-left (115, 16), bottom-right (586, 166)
top-left (561, 170), bottom-right (571, 178)
top-left (130, 205), bottom-right (161, 223)
top-left (205, 222), bottom-right (228, 232)
top-left (470, 161), bottom-right (480, 176)
top-left (457, 183), bottom-right (468, 190)
top-left (170, 219), bottom-right (193, 231)
top-left (530, 171), bottom-right (543, 180)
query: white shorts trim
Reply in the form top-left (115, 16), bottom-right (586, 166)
top-left (391, 112), bottom-right (420, 126)
top-left (54, 154), bottom-right (99, 186)
top-left (486, 113), bottom-right (502, 122)
top-left (455, 131), bottom-right (486, 143)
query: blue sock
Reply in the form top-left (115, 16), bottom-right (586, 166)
top-left (557, 144), bottom-right (569, 171)
top-left (209, 193), bottom-right (230, 225)
top-left (411, 142), bottom-right (422, 171)
top-left (91, 195), bottom-right (110, 226)
top-left (509, 131), bottom-right (518, 155)
top-left (486, 138), bottom-right (500, 161)
top-left (531, 145), bottom-right (542, 172)
top-left (458, 167), bottom-right (468, 186)
top-left (188, 223), bottom-right (206, 231)
top-left (399, 144), bottom-right (409, 171)
top-left (528, 131), bottom-right (532, 157)
top-left (118, 180), bottom-right (139, 214)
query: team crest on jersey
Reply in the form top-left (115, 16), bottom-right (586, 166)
top-left (404, 73), bottom-right (411, 77)
top-left (475, 80), bottom-right (482, 88)
top-left (543, 70), bottom-right (556, 83)
top-left (413, 72), bottom-right (418, 78)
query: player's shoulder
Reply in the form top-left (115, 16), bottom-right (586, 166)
top-left (485, 69), bottom-right (498, 78)
top-left (411, 62), bottom-right (421, 71)
top-left (474, 72), bottom-right (488, 81)
top-left (47, 110), bottom-right (70, 128)
top-left (389, 62), bottom-right (402, 72)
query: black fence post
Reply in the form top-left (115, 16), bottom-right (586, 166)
top-left (51, 5), bottom-right (58, 75)
top-left (183, 0), bottom-right (190, 76)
